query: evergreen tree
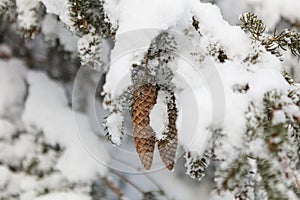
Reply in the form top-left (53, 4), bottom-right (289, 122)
top-left (0, 0), bottom-right (299, 199)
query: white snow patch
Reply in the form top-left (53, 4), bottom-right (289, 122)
top-left (0, 119), bottom-right (15, 139)
top-left (116, 0), bottom-right (190, 33)
top-left (0, 44), bottom-right (12, 57)
top-left (150, 90), bottom-right (168, 140)
top-left (105, 112), bottom-right (123, 146)
top-left (190, 1), bottom-right (252, 58)
top-left (16, 0), bottom-right (39, 30)
top-left (0, 166), bottom-right (11, 189)
top-left (0, 59), bottom-right (27, 121)
top-left (42, 14), bottom-right (79, 52)
top-left (173, 57), bottom-right (213, 156)
top-left (35, 192), bottom-right (91, 200)
top-left (39, 0), bottom-right (73, 28)
top-left (272, 110), bottom-right (286, 125)
top-left (22, 71), bottom-right (108, 182)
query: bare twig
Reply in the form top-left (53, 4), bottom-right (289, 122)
top-left (110, 156), bottom-right (166, 192)
top-left (103, 176), bottom-right (124, 199)
top-left (110, 170), bottom-right (145, 194)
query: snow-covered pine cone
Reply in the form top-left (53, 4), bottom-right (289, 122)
top-left (132, 84), bottom-right (157, 170)
top-left (158, 93), bottom-right (178, 170)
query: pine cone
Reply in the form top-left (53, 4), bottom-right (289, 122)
top-left (158, 93), bottom-right (178, 170)
top-left (132, 84), bottom-right (157, 170)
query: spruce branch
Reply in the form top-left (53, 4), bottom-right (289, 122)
top-left (240, 13), bottom-right (266, 41)
top-left (240, 12), bottom-right (300, 58)
top-left (256, 158), bottom-right (289, 200)
top-left (185, 128), bottom-right (222, 181)
top-left (283, 70), bottom-right (295, 85)
top-left (185, 150), bottom-right (212, 181)
top-left (103, 113), bottom-right (124, 146)
top-left (68, 0), bottom-right (110, 36)
top-left (243, 89), bottom-right (300, 198)
top-left (216, 154), bottom-right (255, 200)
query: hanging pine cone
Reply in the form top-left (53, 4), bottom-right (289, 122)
top-left (132, 84), bottom-right (157, 170)
top-left (158, 93), bottom-right (178, 170)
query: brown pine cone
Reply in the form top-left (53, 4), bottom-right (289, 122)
top-left (158, 93), bottom-right (178, 170)
top-left (132, 84), bottom-right (157, 170)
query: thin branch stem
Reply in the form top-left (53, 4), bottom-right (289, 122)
top-left (103, 176), bottom-right (124, 199)
top-left (110, 170), bottom-right (145, 194)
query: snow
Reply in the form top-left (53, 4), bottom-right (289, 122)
top-left (190, 1), bottom-right (252, 58)
top-left (116, 0), bottom-right (190, 33)
top-left (0, 119), bottom-right (15, 139)
top-left (1, 0), bottom-right (300, 198)
top-left (103, 51), bottom-right (133, 100)
top-left (217, 0), bottom-right (300, 29)
top-left (211, 190), bottom-right (235, 200)
top-left (250, 0), bottom-right (300, 29)
top-left (215, 60), bottom-right (289, 161)
top-left (0, 44), bottom-right (12, 57)
top-left (16, 0), bottom-right (39, 31)
top-left (38, 0), bottom-right (73, 28)
top-left (173, 57), bottom-right (213, 156)
top-left (248, 138), bottom-right (267, 158)
top-left (184, 1), bottom-right (293, 163)
top-left (103, 0), bottom-right (118, 30)
top-left (22, 71), bottom-right (108, 182)
top-left (103, 28), bottom-right (164, 100)
top-left (0, 166), bottom-right (10, 189)
top-left (77, 33), bottom-right (104, 70)
top-left (0, 59), bottom-right (27, 121)
top-left (103, 0), bottom-right (191, 100)
top-left (105, 112), bottom-right (123, 145)
top-left (102, 0), bottom-right (293, 163)
top-left (35, 192), bottom-right (91, 200)
top-left (42, 14), bottom-right (79, 52)
top-left (272, 110), bottom-right (287, 125)
top-left (284, 104), bottom-right (300, 119)
top-left (150, 90), bottom-right (168, 140)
